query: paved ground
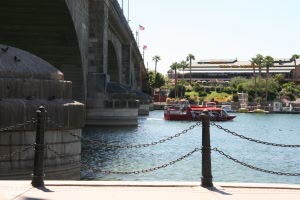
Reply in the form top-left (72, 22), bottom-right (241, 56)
top-left (0, 181), bottom-right (300, 200)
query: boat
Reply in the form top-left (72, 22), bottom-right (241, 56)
top-left (164, 100), bottom-right (236, 121)
top-left (249, 109), bottom-right (269, 114)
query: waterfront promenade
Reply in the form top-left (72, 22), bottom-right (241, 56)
top-left (1, 181), bottom-right (300, 200)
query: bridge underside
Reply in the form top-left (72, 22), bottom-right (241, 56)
top-left (0, 0), bottom-right (86, 102)
top-left (0, 0), bottom-right (150, 126)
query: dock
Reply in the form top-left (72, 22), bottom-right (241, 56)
top-left (1, 181), bottom-right (299, 200)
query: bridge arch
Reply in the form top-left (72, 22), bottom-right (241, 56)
top-left (0, 0), bottom-right (87, 101)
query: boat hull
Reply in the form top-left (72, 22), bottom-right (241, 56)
top-left (164, 111), bottom-right (236, 122)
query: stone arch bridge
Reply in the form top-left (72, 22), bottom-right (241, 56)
top-left (0, 0), bottom-right (149, 126)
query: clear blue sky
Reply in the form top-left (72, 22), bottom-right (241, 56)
top-left (119, 0), bottom-right (300, 74)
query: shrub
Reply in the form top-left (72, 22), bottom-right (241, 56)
top-left (199, 91), bottom-right (207, 97)
top-left (232, 93), bottom-right (239, 102)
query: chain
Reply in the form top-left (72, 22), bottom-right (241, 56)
top-left (47, 145), bottom-right (82, 167)
top-left (0, 145), bottom-right (34, 160)
top-left (47, 145), bottom-right (66, 158)
top-left (82, 148), bottom-right (201, 175)
top-left (69, 122), bottom-right (201, 149)
top-left (211, 122), bottom-right (300, 148)
top-left (0, 119), bottom-right (36, 132)
top-left (48, 146), bottom-right (201, 175)
top-left (212, 147), bottom-right (300, 176)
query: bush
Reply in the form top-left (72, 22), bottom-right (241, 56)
top-left (168, 85), bottom-right (186, 98)
top-left (185, 85), bottom-right (193, 92)
top-left (216, 87), bottom-right (222, 93)
top-left (248, 95), bottom-right (254, 102)
top-left (193, 83), bottom-right (204, 92)
top-left (205, 88), bottom-right (212, 93)
top-left (237, 84), bottom-right (245, 93)
top-left (268, 92), bottom-right (277, 101)
top-left (232, 93), bottom-right (239, 102)
top-left (248, 90), bottom-right (255, 102)
top-left (223, 87), bottom-right (233, 94)
top-left (199, 91), bottom-right (207, 97)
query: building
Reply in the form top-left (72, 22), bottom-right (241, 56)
top-left (168, 58), bottom-right (300, 83)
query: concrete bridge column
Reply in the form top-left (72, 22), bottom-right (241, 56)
top-left (121, 45), bottom-right (132, 85)
top-left (86, 0), bottom-right (140, 126)
top-left (88, 0), bottom-right (108, 74)
top-left (134, 62), bottom-right (141, 90)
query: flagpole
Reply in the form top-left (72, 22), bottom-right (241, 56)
top-left (143, 47), bottom-right (145, 61)
top-left (121, 0), bottom-right (123, 12)
top-left (147, 62), bottom-right (149, 72)
top-left (137, 30), bottom-right (140, 47)
top-left (127, 0), bottom-right (130, 22)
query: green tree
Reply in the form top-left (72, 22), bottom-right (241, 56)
top-left (229, 77), bottom-right (248, 89)
top-left (186, 54), bottom-right (195, 83)
top-left (170, 62), bottom-right (180, 98)
top-left (252, 54), bottom-right (264, 77)
top-left (168, 85), bottom-right (186, 98)
top-left (273, 74), bottom-right (285, 85)
top-left (280, 82), bottom-right (299, 101)
top-left (291, 54), bottom-right (300, 81)
top-left (250, 57), bottom-right (257, 99)
top-left (179, 60), bottom-right (188, 81)
top-left (262, 56), bottom-right (274, 101)
top-left (152, 55), bottom-right (161, 75)
top-left (147, 71), bottom-right (165, 89)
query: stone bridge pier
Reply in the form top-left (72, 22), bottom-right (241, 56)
top-left (0, 0), bottom-right (150, 126)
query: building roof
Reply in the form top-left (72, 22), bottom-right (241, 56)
top-left (177, 58), bottom-right (299, 74)
top-left (197, 59), bottom-right (237, 64)
top-left (185, 70), bottom-right (292, 74)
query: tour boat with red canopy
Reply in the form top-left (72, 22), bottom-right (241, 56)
top-left (164, 100), bottom-right (236, 121)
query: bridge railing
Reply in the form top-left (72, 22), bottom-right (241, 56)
top-left (47, 111), bottom-right (300, 187)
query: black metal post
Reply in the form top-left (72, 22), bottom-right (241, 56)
top-left (32, 106), bottom-right (46, 188)
top-left (201, 111), bottom-right (213, 187)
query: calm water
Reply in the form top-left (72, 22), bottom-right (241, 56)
top-left (81, 111), bottom-right (300, 184)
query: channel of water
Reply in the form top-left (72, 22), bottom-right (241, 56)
top-left (81, 111), bottom-right (300, 184)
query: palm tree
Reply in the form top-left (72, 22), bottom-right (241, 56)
top-left (291, 54), bottom-right (300, 82)
top-left (170, 62), bottom-right (179, 98)
top-left (179, 60), bottom-right (188, 82)
top-left (253, 54), bottom-right (264, 77)
top-left (186, 54), bottom-right (195, 83)
top-left (250, 57), bottom-right (257, 100)
top-left (152, 55), bottom-right (161, 75)
top-left (263, 56), bottom-right (274, 101)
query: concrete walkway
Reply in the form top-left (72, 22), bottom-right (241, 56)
top-left (0, 181), bottom-right (300, 200)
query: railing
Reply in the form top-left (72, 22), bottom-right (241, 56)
top-left (1, 108), bottom-right (299, 188)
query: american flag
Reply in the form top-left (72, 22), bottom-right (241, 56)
top-left (139, 25), bottom-right (145, 31)
top-left (143, 45), bottom-right (148, 50)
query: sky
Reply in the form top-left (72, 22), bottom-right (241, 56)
top-left (118, 0), bottom-right (300, 75)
